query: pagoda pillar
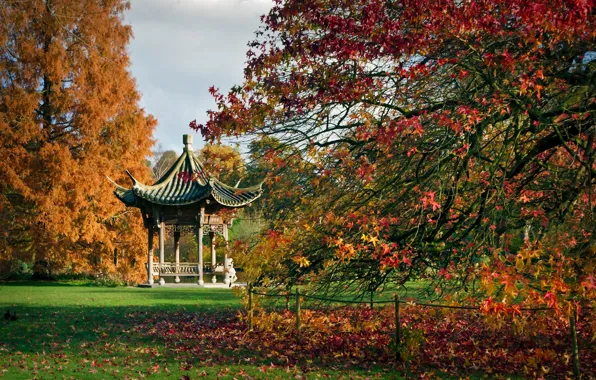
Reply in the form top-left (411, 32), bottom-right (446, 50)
top-left (158, 221), bottom-right (165, 286)
top-left (174, 228), bottom-right (181, 283)
top-left (197, 208), bottom-right (205, 286)
top-left (223, 224), bottom-right (230, 285)
top-left (147, 226), bottom-right (154, 285)
top-left (210, 231), bottom-right (217, 283)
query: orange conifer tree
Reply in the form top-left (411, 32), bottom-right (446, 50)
top-left (0, 0), bottom-right (156, 281)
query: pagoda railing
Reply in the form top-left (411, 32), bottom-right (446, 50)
top-left (145, 262), bottom-right (226, 276)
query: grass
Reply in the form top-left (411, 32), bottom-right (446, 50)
top-left (0, 282), bottom-right (401, 379)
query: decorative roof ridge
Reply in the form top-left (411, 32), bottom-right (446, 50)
top-left (134, 150), bottom-right (189, 191)
top-left (190, 153), bottom-right (210, 186)
top-left (106, 176), bottom-right (129, 192)
top-left (125, 170), bottom-right (138, 186)
top-left (128, 148), bottom-right (209, 191)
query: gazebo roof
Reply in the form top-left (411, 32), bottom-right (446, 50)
top-left (108, 135), bottom-right (262, 208)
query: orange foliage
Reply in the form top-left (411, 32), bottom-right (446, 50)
top-left (0, 0), bottom-right (156, 281)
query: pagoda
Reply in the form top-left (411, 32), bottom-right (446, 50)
top-left (108, 134), bottom-right (262, 286)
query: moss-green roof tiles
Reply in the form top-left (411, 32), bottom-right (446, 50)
top-left (108, 135), bottom-right (262, 208)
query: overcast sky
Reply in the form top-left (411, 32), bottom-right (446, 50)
top-left (126, 0), bottom-right (273, 153)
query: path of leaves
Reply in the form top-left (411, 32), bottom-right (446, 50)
top-left (135, 306), bottom-right (595, 378)
top-left (2, 306), bottom-right (594, 378)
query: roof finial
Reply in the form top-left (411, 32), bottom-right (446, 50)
top-left (183, 134), bottom-right (193, 151)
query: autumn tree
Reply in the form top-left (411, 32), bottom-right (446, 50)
top-left (197, 143), bottom-right (246, 185)
top-left (0, 0), bottom-right (156, 281)
top-left (151, 146), bottom-right (178, 179)
top-left (194, 0), bottom-right (596, 310)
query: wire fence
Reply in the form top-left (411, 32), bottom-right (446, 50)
top-left (246, 283), bottom-right (582, 378)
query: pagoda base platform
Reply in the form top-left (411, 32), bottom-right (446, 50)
top-left (137, 282), bottom-right (246, 289)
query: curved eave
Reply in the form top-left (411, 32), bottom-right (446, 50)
top-left (210, 178), bottom-right (263, 207)
top-left (114, 188), bottom-right (137, 206)
top-left (107, 176), bottom-right (137, 207)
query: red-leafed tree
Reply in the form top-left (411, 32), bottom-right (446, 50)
top-left (194, 0), bottom-right (596, 311)
top-left (0, 0), bottom-right (156, 282)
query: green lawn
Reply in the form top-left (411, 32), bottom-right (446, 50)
top-left (253, 281), bottom-right (436, 311)
top-left (0, 282), bottom-right (400, 379)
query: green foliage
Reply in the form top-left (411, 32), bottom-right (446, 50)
top-left (91, 270), bottom-right (127, 287)
top-left (228, 216), bottom-right (266, 241)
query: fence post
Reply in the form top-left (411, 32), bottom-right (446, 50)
top-left (570, 307), bottom-right (580, 378)
top-left (394, 294), bottom-right (401, 362)
top-left (248, 282), bottom-right (253, 331)
top-left (285, 292), bottom-right (290, 311)
top-left (295, 288), bottom-right (301, 338)
top-left (370, 290), bottom-right (374, 309)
